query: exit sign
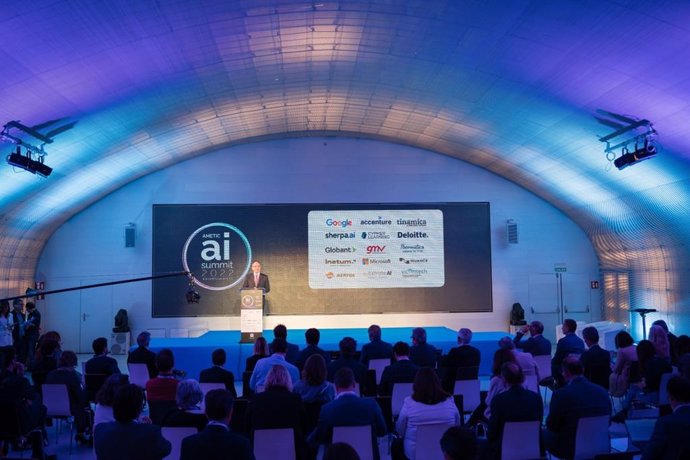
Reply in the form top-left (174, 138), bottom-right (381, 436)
top-left (554, 263), bottom-right (567, 273)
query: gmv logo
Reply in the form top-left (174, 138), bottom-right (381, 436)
top-left (366, 245), bottom-right (386, 254)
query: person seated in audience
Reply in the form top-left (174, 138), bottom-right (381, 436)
top-left (498, 336), bottom-right (538, 377)
top-left (249, 338), bottom-right (300, 392)
top-left (676, 335), bottom-right (690, 381)
top-left (620, 339), bottom-right (673, 417)
top-left (308, 368), bottom-right (387, 460)
top-left (481, 348), bottom-right (518, 422)
top-left (30, 336), bottom-right (60, 390)
top-left (513, 320), bottom-right (552, 356)
top-left (395, 367), bottom-right (460, 460)
top-left (46, 350), bottom-right (91, 443)
top-left (440, 426), bottom-right (479, 460)
top-left (127, 331), bottom-right (158, 378)
top-left (643, 375), bottom-right (690, 460)
top-left (85, 337), bottom-right (121, 376)
top-left (295, 328), bottom-right (331, 371)
top-left (145, 348), bottom-right (179, 401)
top-left (161, 378), bottom-right (208, 432)
top-left (442, 328), bottom-right (481, 391)
top-left (544, 356), bottom-right (610, 459)
top-left (379, 341), bottom-right (420, 397)
top-left (180, 389), bottom-right (253, 460)
top-left (409, 327), bottom-right (438, 369)
top-left (199, 348), bottom-right (237, 397)
top-left (323, 442), bottom-right (361, 460)
top-left (270, 324), bottom-right (300, 363)
top-left (360, 324), bottom-right (393, 366)
top-left (649, 324), bottom-right (672, 363)
top-left (652, 319), bottom-right (678, 365)
top-left (327, 336), bottom-right (368, 387)
top-left (34, 330), bottom-right (63, 364)
top-left (0, 347), bottom-right (46, 439)
top-left (487, 362), bottom-right (543, 460)
top-left (247, 364), bottom-right (308, 458)
top-left (580, 326), bottom-right (611, 390)
top-left (609, 331), bottom-right (638, 397)
top-left (551, 319), bottom-right (585, 387)
top-left (294, 354), bottom-right (336, 404)
top-left (245, 336), bottom-right (269, 372)
top-left (94, 374), bottom-right (130, 427)
top-left (94, 383), bottom-right (171, 460)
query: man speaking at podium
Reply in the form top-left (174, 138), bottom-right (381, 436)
top-left (242, 260), bottom-right (270, 293)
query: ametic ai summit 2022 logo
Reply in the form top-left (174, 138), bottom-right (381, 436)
top-left (182, 222), bottom-right (252, 291)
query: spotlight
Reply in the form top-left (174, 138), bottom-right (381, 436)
top-left (614, 139), bottom-right (657, 170)
top-left (6, 145), bottom-right (53, 177)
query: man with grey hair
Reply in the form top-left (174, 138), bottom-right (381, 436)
top-left (441, 328), bottom-right (481, 391)
top-left (360, 324), bottom-right (393, 366)
top-left (127, 331), bottom-right (158, 378)
top-left (514, 320), bottom-right (552, 356)
top-left (409, 327), bottom-right (439, 368)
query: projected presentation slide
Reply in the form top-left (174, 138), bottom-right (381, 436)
top-left (152, 203), bottom-right (492, 317)
top-left (308, 210), bottom-right (444, 289)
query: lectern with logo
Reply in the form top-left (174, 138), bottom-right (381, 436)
top-left (240, 289), bottom-right (264, 343)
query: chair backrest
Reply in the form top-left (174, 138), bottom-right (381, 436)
top-left (254, 427), bottom-right (296, 460)
top-left (414, 423), bottom-right (452, 460)
top-left (84, 373), bottom-right (109, 402)
top-left (534, 355), bottom-right (552, 380)
top-left (501, 420), bottom-right (541, 460)
top-left (199, 382), bottom-right (226, 411)
top-left (524, 374), bottom-right (539, 394)
top-left (332, 425), bottom-right (374, 460)
top-left (148, 399), bottom-right (178, 426)
top-left (658, 372), bottom-right (676, 406)
top-left (391, 382), bottom-right (414, 418)
top-left (368, 359), bottom-right (390, 385)
top-left (161, 426), bottom-right (197, 460)
top-left (574, 415), bottom-right (610, 459)
top-left (42, 384), bottom-right (72, 417)
top-left (453, 379), bottom-right (480, 413)
top-left (128, 363), bottom-right (150, 388)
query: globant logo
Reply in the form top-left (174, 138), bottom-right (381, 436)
top-left (360, 216), bottom-right (392, 225)
top-left (399, 257), bottom-right (429, 264)
top-left (396, 218), bottom-right (427, 227)
top-left (326, 218), bottom-right (353, 228)
top-left (325, 247), bottom-right (356, 253)
top-left (326, 232), bottom-right (356, 239)
top-left (397, 231), bottom-right (428, 238)
top-left (361, 231), bottom-right (390, 240)
top-left (400, 243), bottom-right (424, 253)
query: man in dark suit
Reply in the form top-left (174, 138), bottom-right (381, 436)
top-left (327, 336), bottom-right (368, 386)
top-left (442, 328), bottom-right (481, 391)
top-left (513, 320), bottom-right (552, 356)
top-left (269, 324), bottom-right (300, 363)
top-left (360, 324), bottom-right (393, 366)
top-left (242, 260), bottom-right (270, 293)
top-left (127, 331), bottom-right (158, 378)
top-left (199, 348), bottom-right (237, 397)
top-left (580, 326), bottom-right (611, 390)
top-left (409, 327), bottom-right (438, 368)
top-left (487, 362), bottom-right (543, 459)
top-left (551, 319), bottom-right (585, 387)
top-left (85, 337), bottom-right (121, 375)
top-left (295, 327), bottom-right (331, 370)
top-left (309, 367), bottom-right (387, 460)
top-left (94, 383), bottom-right (171, 460)
top-left (544, 356), bottom-right (610, 460)
top-left (643, 375), bottom-right (690, 460)
top-left (379, 341), bottom-right (420, 396)
top-left (181, 389), bottom-right (253, 460)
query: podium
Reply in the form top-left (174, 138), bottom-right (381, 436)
top-left (240, 289), bottom-right (264, 343)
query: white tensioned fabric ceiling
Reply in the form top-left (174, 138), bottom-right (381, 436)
top-left (1, 1), bottom-right (690, 323)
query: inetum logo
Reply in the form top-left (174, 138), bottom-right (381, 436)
top-left (326, 218), bottom-right (353, 228)
top-left (366, 245), bottom-right (386, 254)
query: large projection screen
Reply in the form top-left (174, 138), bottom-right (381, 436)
top-left (152, 203), bottom-right (492, 317)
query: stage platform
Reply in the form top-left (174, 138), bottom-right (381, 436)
top-left (145, 327), bottom-right (507, 381)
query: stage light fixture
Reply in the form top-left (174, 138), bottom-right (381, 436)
top-left (5, 145), bottom-right (53, 177)
top-left (614, 139), bottom-right (657, 171)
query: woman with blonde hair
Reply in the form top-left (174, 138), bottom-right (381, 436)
top-left (245, 336), bottom-right (269, 372)
top-left (648, 324), bottom-right (670, 361)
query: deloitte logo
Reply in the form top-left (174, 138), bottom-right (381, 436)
top-left (182, 222), bottom-right (252, 291)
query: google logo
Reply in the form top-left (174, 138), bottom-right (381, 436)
top-left (326, 218), bottom-right (353, 228)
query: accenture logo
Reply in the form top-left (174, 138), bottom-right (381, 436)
top-left (396, 218), bottom-right (427, 227)
top-left (360, 217), bottom-right (392, 226)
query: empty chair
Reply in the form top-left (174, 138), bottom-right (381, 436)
top-left (332, 425), bottom-right (375, 460)
top-left (414, 423), bottom-right (452, 460)
top-left (128, 363), bottom-right (150, 389)
top-left (501, 420), bottom-right (541, 460)
top-left (42, 383), bottom-right (74, 452)
top-left (523, 374), bottom-right (539, 394)
top-left (534, 354), bottom-right (553, 400)
top-left (368, 358), bottom-right (390, 385)
top-left (161, 426), bottom-right (197, 460)
top-left (573, 415), bottom-right (610, 459)
top-left (453, 379), bottom-right (481, 415)
top-left (392, 382), bottom-right (414, 420)
top-left (254, 427), bottom-right (296, 460)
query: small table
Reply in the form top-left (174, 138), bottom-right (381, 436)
top-left (631, 308), bottom-right (657, 339)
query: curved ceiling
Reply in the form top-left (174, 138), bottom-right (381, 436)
top-left (1, 1), bottom-right (690, 318)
